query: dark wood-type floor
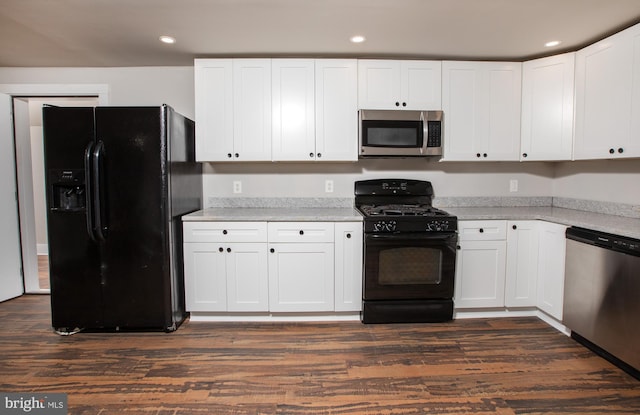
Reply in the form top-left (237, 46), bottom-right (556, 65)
top-left (0, 295), bottom-right (638, 415)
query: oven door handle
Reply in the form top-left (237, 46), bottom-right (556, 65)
top-left (367, 232), bottom-right (457, 241)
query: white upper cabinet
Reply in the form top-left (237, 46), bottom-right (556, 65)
top-left (574, 23), bottom-right (640, 159)
top-left (273, 59), bottom-right (358, 161)
top-left (194, 59), bottom-right (272, 162)
top-left (442, 61), bottom-right (522, 161)
top-left (232, 60), bottom-right (273, 161)
top-left (194, 59), bottom-right (233, 162)
top-left (272, 59), bottom-right (316, 161)
top-left (358, 60), bottom-right (442, 110)
top-left (520, 53), bottom-right (575, 161)
top-left (315, 60), bottom-right (358, 161)
top-left (195, 58), bottom-right (357, 162)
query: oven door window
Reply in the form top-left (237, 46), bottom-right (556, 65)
top-left (362, 120), bottom-right (423, 148)
top-left (364, 233), bottom-right (456, 300)
top-left (379, 247), bottom-right (442, 285)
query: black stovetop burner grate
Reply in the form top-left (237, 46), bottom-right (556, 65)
top-left (358, 204), bottom-right (450, 217)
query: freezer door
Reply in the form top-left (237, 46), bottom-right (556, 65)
top-left (42, 106), bottom-right (103, 331)
top-left (94, 106), bottom-right (175, 329)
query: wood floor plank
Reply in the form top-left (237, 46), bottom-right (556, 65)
top-left (0, 295), bottom-right (638, 414)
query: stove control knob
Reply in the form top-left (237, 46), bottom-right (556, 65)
top-left (373, 220), bottom-right (397, 232)
top-left (427, 221), bottom-right (450, 231)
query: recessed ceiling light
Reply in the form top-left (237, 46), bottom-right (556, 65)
top-left (350, 35), bottom-right (366, 44)
top-left (159, 35), bottom-right (176, 44)
top-left (545, 40), bottom-right (561, 48)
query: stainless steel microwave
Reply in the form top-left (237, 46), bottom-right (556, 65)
top-left (359, 110), bottom-right (443, 158)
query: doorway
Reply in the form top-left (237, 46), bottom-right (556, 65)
top-left (13, 96), bottom-right (100, 293)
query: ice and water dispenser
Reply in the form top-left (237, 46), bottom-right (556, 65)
top-left (49, 169), bottom-right (86, 211)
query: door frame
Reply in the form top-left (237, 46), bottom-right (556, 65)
top-left (0, 84), bottom-right (109, 293)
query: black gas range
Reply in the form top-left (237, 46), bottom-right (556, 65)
top-left (355, 179), bottom-right (458, 324)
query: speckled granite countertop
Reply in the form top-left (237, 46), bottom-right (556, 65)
top-left (446, 206), bottom-right (640, 240)
top-left (183, 197), bottom-right (640, 240)
top-left (182, 207), bottom-right (363, 222)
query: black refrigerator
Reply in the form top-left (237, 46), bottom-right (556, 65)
top-left (42, 105), bottom-right (202, 333)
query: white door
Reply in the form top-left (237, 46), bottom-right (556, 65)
top-left (226, 243), bottom-right (269, 312)
top-left (315, 59), bottom-right (358, 161)
top-left (454, 240), bottom-right (507, 308)
top-left (0, 93), bottom-right (25, 302)
top-left (536, 222), bottom-right (568, 320)
top-left (271, 59), bottom-right (316, 161)
top-left (505, 221), bottom-right (539, 307)
top-left (268, 242), bottom-right (334, 312)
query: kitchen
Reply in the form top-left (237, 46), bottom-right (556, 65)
top-left (1, 0), bottom-right (640, 413)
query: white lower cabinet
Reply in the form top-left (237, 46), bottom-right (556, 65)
top-left (455, 220), bottom-right (567, 319)
top-left (334, 222), bottom-right (363, 312)
top-left (183, 220), bottom-right (363, 316)
top-left (268, 242), bottom-right (335, 312)
top-left (267, 222), bottom-right (335, 312)
top-left (454, 221), bottom-right (507, 308)
top-left (183, 242), bottom-right (228, 311)
top-left (183, 222), bottom-right (269, 312)
top-left (536, 221), bottom-right (567, 320)
top-left (505, 221), bottom-right (539, 307)
top-left (226, 244), bottom-right (269, 312)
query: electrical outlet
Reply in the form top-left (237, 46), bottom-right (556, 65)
top-left (233, 181), bottom-right (242, 194)
top-left (509, 179), bottom-right (518, 193)
top-left (325, 180), bottom-right (334, 193)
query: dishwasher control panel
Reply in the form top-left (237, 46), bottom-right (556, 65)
top-left (568, 227), bottom-right (640, 256)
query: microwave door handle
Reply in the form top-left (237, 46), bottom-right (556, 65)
top-left (422, 113), bottom-right (428, 153)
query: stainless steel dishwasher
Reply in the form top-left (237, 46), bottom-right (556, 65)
top-left (564, 227), bottom-right (640, 378)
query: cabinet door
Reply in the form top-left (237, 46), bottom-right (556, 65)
top-left (401, 60), bottom-right (442, 110)
top-left (232, 59), bottom-right (272, 161)
top-left (536, 222), bottom-right (567, 320)
top-left (226, 243), bottom-right (269, 312)
top-left (484, 63), bottom-right (522, 160)
top-left (454, 240), bottom-right (507, 308)
top-left (505, 221), bottom-right (539, 307)
top-left (442, 61), bottom-right (521, 161)
top-left (268, 243), bottom-right (335, 312)
top-left (358, 60), bottom-right (441, 110)
top-left (442, 62), bottom-right (483, 160)
top-left (521, 53), bottom-right (574, 161)
top-left (334, 222), bottom-right (363, 312)
top-left (357, 60), bottom-right (402, 109)
top-left (194, 59), bottom-right (234, 161)
top-left (183, 243), bottom-right (227, 311)
top-left (315, 59), bottom-right (358, 161)
top-left (272, 59), bottom-right (316, 161)
top-left (574, 24), bottom-right (640, 159)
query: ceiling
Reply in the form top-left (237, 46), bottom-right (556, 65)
top-left (2, 0), bottom-right (640, 68)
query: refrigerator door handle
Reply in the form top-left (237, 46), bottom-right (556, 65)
top-left (92, 140), bottom-right (107, 242)
top-left (84, 141), bottom-right (97, 242)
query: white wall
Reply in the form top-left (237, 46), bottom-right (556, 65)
top-left (0, 66), bottom-right (195, 119)
top-left (553, 159), bottom-right (640, 205)
top-left (1, 65), bottom-right (638, 206)
top-left (204, 159), bottom-right (555, 200)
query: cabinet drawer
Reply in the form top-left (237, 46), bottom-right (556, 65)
top-left (268, 222), bottom-right (334, 243)
top-left (458, 220), bottom-right (507, 241)
top-left (183, 222), bottom-right (268, 243)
